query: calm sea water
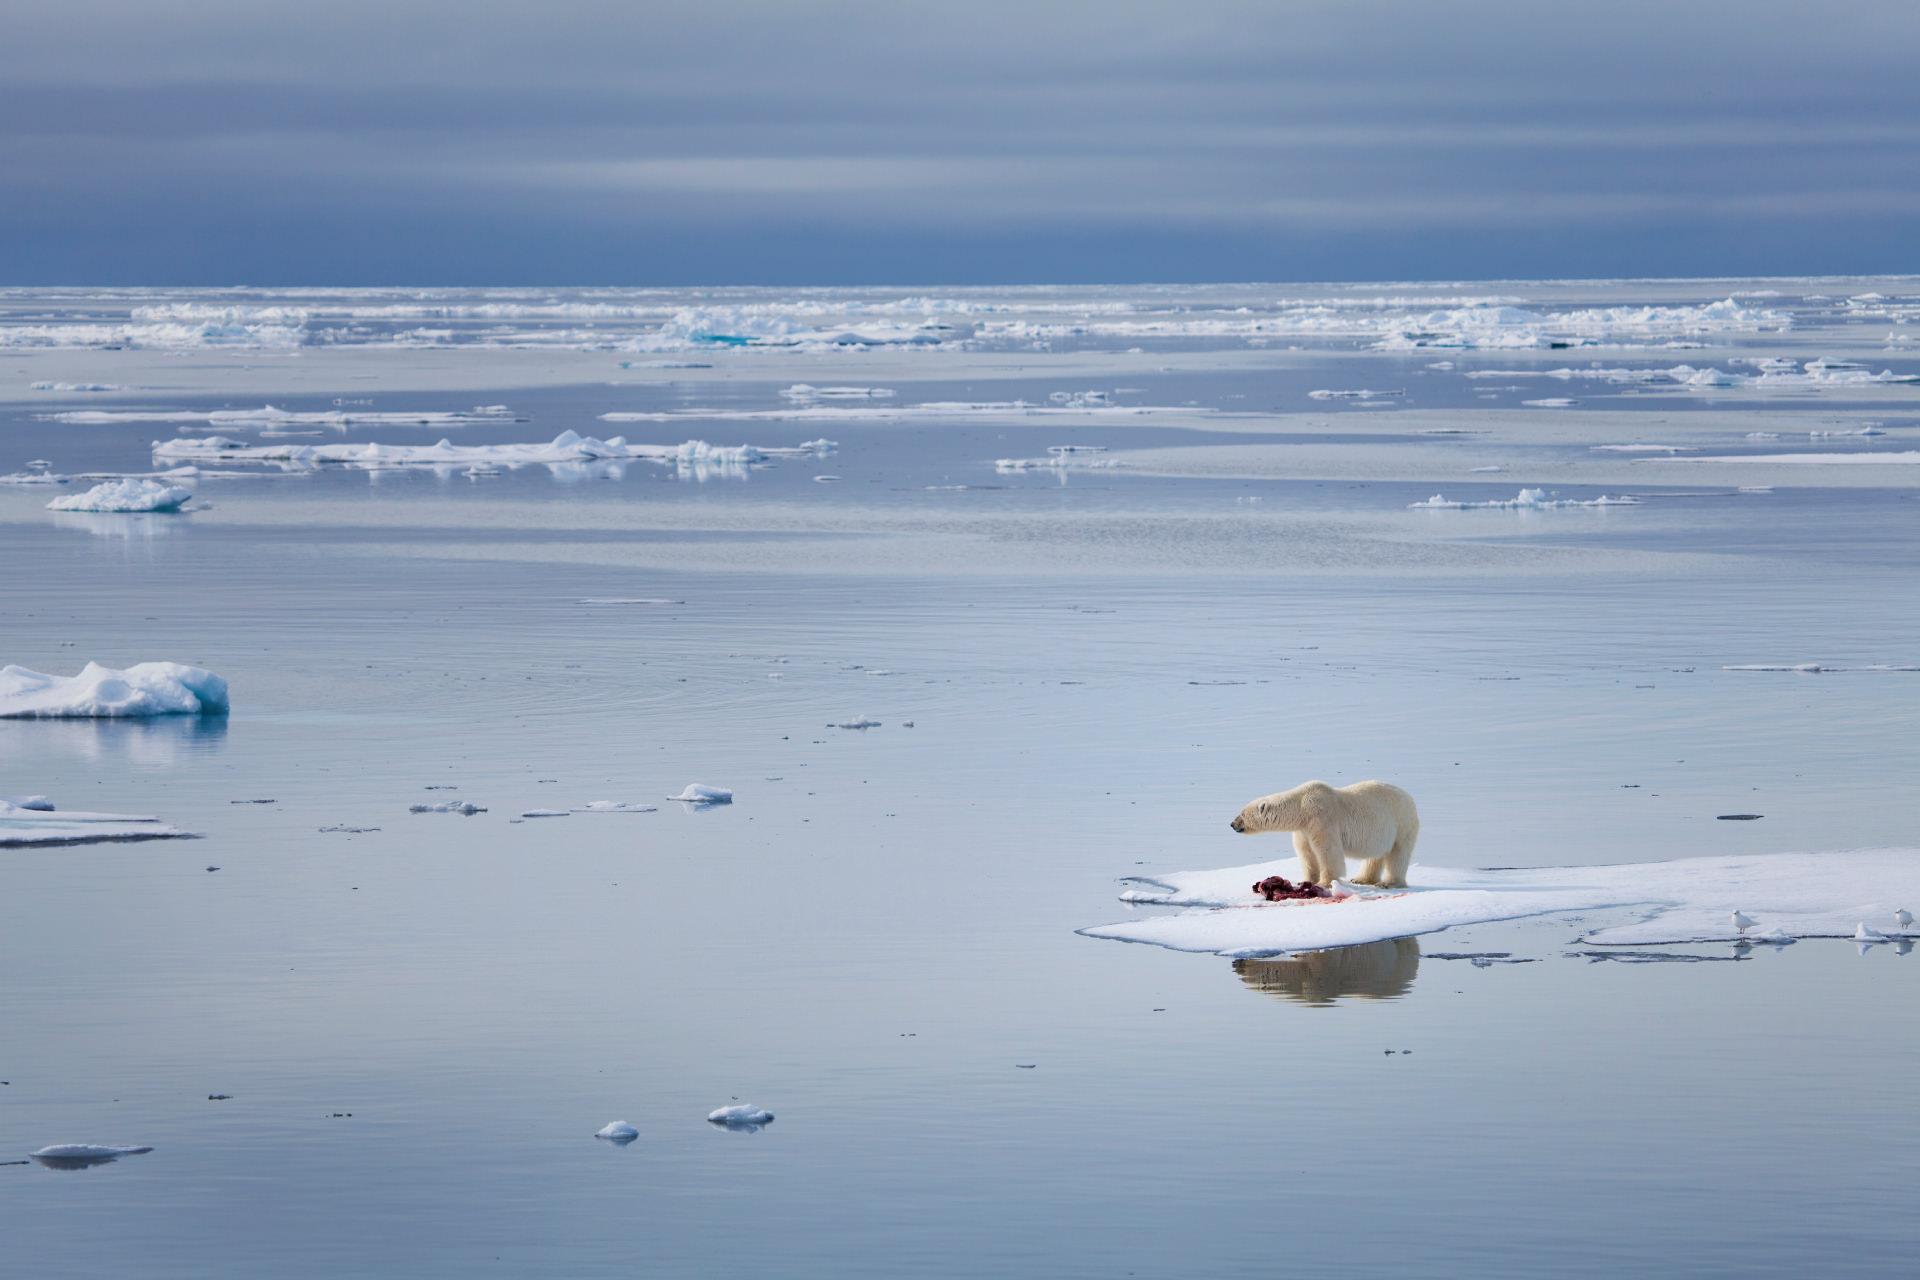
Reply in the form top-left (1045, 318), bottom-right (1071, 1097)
top-left (2, 281), bottom-right (1917, 1277)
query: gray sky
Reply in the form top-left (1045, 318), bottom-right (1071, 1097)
top-left (4, 0), bottom-right (1917, 284)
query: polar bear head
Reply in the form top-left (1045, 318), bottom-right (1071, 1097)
top-left (1230, 781), bottom-right (1331, 834)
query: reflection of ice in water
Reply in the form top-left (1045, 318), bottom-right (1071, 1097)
top-left (1232, 938), bottom-right (1421, 1006)
top-left (0, 715), bottom-right (228, 768)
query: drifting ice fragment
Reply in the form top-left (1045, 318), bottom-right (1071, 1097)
top-left (47, 478), bottom-right (192, 513)
top-left (707, 1105), bottom-right (774, 1128)
top-left (668, 785), bottom-right (733, 805)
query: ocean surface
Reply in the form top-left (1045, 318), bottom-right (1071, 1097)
top-left (3, 279), bottom-right (1917, 1277)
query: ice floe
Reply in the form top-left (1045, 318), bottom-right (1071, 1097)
top-left (45, 405), bottom-right (520, 427)
top-left (707, 1104), bottom-right (773, 1128)
top-left (995, 454), bottom-right (1121, 472)
top-left (595, 1122), bottom-right (639, 1143)
top-left (1081, 849), bottom-right (1920, 955)
top-left (0, 662), bottom-right (229, 718)
top-left (46, 478), bottom-right (193, 513)
top-left (520, 809), bottom-right (570, 818)
top-left (29, 1144), bottom-right (153, 1167)
top-left (599, 401), bottom-right (1200, 423)
top-left (0, 800), bottom-right (193, 847)
top-left (668, 784), bottom-right (732, 805)
top-left (573, 801), bottom-right (658, 814)
top-left (1409, 489), bottom-right (1638, 509)
top-left (780, 384), bottom-right (894, 399)
top-left (1722, 663), bottom-right (1919, 674)
top-left (1308, 388), bottom-right (1404, 401)
top-left (1466, 359), bottom-right (1917, 393)
top-left (30, 381), bottom-right (120, 392)
top-left (153, 431), bottom-right (836, 473)
top-left (410, 801), bottom-right (486, 815)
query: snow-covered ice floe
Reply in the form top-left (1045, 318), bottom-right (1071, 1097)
top-left (1409, 488), bottom-right (1638, 509)
top-left (995, 454), bottom-right (1120, 472)
top-left (1467, 359), bottom-right (1918, 392)
top-left (707, 1105), bottom-right (774, 1128)
top-left (152, 431), bottom-right (835, 473)
top-left (0, 662), bottom-right (229, 718)
top-left (45, 478), bottom-right (193, 513)
top-left (668, 784), bottom-right (732, 805)
top-left (1080, 849), bottom-right (1920, 955)
top-left (780, 384), bottom-right (895, 400)
top-left (410, 800), bottom-right (486, 815)
top-left (573, 801), bottom-right (658, 814)
top-left (595, 1122), bottom-right (639, 1144)
top-left (1308, 388), bottom-right (1404, 401)
top-left (0, 800), bottom-right (193, 847)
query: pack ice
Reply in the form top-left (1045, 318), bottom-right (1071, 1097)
top-left (1080, 850), bottom-right (1920, 954)
top-left (0, 662), bottom-right (229, 718)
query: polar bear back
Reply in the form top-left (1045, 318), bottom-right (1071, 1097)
top-left (1301, 779), bottom-right (1418, 858)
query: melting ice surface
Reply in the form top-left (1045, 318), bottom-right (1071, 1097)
top-left (1083, 850), bottom-right (1920, 955)
top-left (0, 662), bottom-right (229, 718)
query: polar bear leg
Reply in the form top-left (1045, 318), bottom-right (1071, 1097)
top-left (1292, 831), bottom-right (1320, 884)
top-left (1355, 858), bottom-right (1384, 886)
top-left (1380, 829), bottom-right (1417, 889)
top-left (1312, 836), bottom-right (1347, 885)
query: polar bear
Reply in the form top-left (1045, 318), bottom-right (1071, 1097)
top-left (1229, 779), bottom-right (1419, 888)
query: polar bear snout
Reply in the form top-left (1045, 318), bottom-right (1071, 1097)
top-left (1230, 815), bottom-right (1247, 833)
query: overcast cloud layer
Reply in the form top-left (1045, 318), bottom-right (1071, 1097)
top-left (3, 0), bottom-right (1917, 284)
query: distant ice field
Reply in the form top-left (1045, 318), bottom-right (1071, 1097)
top-left (2, 278), bottom-right (1917, 1280)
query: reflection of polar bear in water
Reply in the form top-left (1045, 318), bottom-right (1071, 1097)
top-left (1229, 779), bottom-right (1419, 887)
top-left (1234, 938), bottom-right (1421, 1005)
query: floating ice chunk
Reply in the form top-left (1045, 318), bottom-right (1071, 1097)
top-left (520, 809), bottom-right (570, 818)
top-left (0, 662), bottom-right (228, 719)
top-left (1468, 466), bottom-right (1504, 473)
top-left (573, 801), bottom-right (658, 814)
top-left (47, 478), bottom-right (192, 513)
top-left (781, 384), bottom-right (895, 399)
top-left (1590, 444), bottom-right (1694, 454)
top-left (595, 1121), bottom-right (639, 1144)
top-left (410, 801), bottom-right (486, 815)
top-left (1409, 489), bottom-right (1638, 509)
top-left (1522, 398), bottom-right (1578, 408)
top-left (1856, 923), bottom-right (1890, 944)
top-left (30, 381), bottom-right (120, 391)
top-left (1, 471), bottom-right (71, 485)
top-left (30, 1144), bottom-right (152, 1166)
top-left (1080, 849), bottom-right (1920, 954)
top-left (995, 454), bottom-right (1119, 472)
top-left (1308, 388), bottom-right (1404, 400)
top-left (668, 784), bottom-right (732, 805)
top-left (707, 1105), bottom-right (773, 1127)
top-left (829, 718), bottom-right (882, 730)
top-left (1, 800), bottom-right (192, 847)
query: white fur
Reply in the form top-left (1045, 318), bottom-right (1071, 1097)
top-left (1230, 780), bottom-right (1420, 887)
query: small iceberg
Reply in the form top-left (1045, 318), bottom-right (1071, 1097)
top-left (46, 478), bottom-right (192, 513)
top-left (0, 662), bottom-right (229, 719)
top-left (595, 1121), bottom-right (639, 1144)
top-left (410, 800), bottom-right (486, 815)
top-left (707, 1105), bottom-right (774, 1129)
top-left (668, 784), bottom-right (732, 805)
